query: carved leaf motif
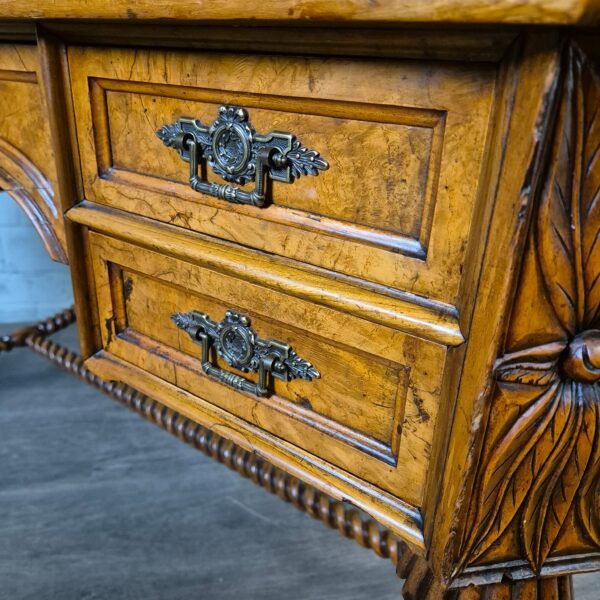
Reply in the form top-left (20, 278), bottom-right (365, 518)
top-left (170, 311), bottom-right (205, 339)
top-left (520, 383), bottom-right (595, 571)
top-left (537, 46), bottom-right (600, 335)
top-left (284, 350), bottom-right (320, 381)
top-left (582, 64), bottom-right (600, 327)
top-left (156, 122), bottom-right (182, 148)
top-left (194, 130), bottom-right (213, 155)
top-left (579, 385), bottom-right (600, 545)
top-left (536, 63), bottom-right (579, 335)
top-left (286, 140), bottom-right (329, 178)
top-left (495, 342), bottom-right (564, 386)
top-left (460, 382), bottom-right (562, 564)
top-left (458, 44), bottom-right (600, 575)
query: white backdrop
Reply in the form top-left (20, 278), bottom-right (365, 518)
top-left (0, 192), bottom-right (73, 323)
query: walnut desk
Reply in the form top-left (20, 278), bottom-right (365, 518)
top-left (1, 3), bottom-right (600, 597)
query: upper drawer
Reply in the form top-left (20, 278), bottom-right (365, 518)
top-left (69, 46), bottom-right (497, 306)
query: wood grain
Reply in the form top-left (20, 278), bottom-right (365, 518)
top-left (427, 31), bottom-right (566, 587)
top-left (0, 308), bottom-right (413, 579)
top-left (40, 23), bottom-right (517, 62)
top-left (2, 12), bottom-right (600, 599)
top-left (0, 43), bottom-right (66, 262)
top-left (86, 227), bottom-right (448, 510)
top-left (0, 0), bottom-right (598, 25)
top-left (2, 307), bottom-right (581, 597)
top-left (36, 29), bottom-right (102, 357)
top-left (68, 201), bottom-right (464, 347)
top-left (102, 82), bottom-right (442, 255)
top-left (68, 45), bottom-right (496, 307)
top-left (86, 348), bottom-right (426, 549)
top-left (456, 42), bottom-right (600, 577)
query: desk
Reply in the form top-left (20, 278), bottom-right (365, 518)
top-left (1, 3), bottom-right (599, 597)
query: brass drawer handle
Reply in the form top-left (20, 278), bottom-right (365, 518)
top-left (156, 105), bottom-right (328, 207)
top-left (171, 309), bottom-right (320, 397)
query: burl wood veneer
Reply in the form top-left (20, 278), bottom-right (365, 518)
top-left (1, 3), bottom-right (600, 598)
top-left (0, 43), bottom-right (66, 262)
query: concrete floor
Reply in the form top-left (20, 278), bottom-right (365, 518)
top-left (0, 324), bottom-right (597, 599)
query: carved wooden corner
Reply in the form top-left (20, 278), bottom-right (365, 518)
top-left (455, 40), bottom-right (600, 586)
top-left (0, 137), bottom-right (66, 263)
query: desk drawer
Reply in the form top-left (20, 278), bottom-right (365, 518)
top-left (70, 46), bottom-right (497, 307)
top-left (87, 229), bottom-right (448, 510)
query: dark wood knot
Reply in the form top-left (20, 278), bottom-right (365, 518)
top-left (561, 329), bottom-right (600, 383)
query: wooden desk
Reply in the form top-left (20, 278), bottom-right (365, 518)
top-left (1, 3), bottom-right (599, 597)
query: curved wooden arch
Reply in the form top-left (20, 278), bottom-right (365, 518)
top-left (0, 137), bottom-right (67, 263)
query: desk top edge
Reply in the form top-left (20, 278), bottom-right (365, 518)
top-left (0, 0), bottom-right (599, 26)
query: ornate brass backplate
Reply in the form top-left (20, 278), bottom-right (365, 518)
top-left (156, 105), bottom-right (329, 207)
top-left (171, 309), bottom-right (320, 397)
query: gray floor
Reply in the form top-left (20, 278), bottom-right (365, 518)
top-left (0, 325), bottom-right (597, 599)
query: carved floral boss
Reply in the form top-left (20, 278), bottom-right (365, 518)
top-left (156, 105), bottom-right (328, 207)
top-left (458, 46), bottom-right (600, 575)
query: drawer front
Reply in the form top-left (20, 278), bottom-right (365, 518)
top-left (70, 46), bottom-right (496, 307)
top-left (88, 231), bottom-right (448, 509)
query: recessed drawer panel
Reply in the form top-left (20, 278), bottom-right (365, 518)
top-left (87, 230), bottom-right (448, 509)
top-left (70, 46), bottom-right (496, 307)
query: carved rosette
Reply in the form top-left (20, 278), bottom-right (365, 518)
top-left (458, 44), bottom-right (600, 575)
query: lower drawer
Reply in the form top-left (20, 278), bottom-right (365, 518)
top-left (87, 230), bottom-right (448, 517)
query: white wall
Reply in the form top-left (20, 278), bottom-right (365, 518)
top-left (0, 192), bottom-right (73, 323)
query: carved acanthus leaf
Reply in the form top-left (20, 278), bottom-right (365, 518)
top-left (283, 350), bottom-right (320, 381)
top-left (285, 139), bottom-right (329, 179)
top-left (458, 43), bottom-right (600, 575)
top-left (170, 312), bottom-right (201, 339)
top-left (156, 122), bottom-right (183, 148)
